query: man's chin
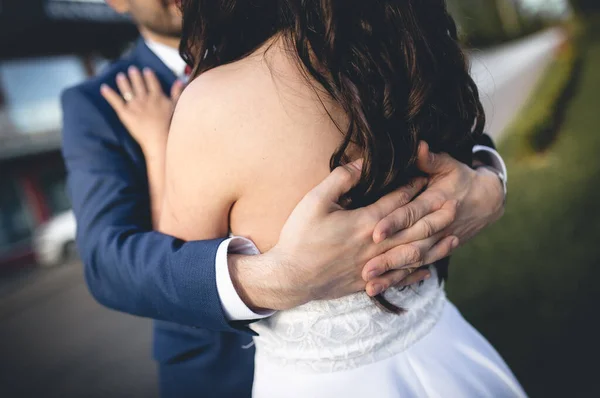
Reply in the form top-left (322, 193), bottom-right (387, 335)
top-left (168, 31), bottom-right (183, 41)
top-left (167, 24), bottom-right (183, 38)
top-left (168, 2), bottom-right (182, 14)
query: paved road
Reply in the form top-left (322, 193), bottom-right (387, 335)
top-left (0, 28), bottom-right (567, 398)
top-left (470, 28), bottom-right (566, 139)
top-left (0, 263), bottom-right (157, 398)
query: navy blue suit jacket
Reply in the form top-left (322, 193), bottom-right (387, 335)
top-left (61, 40), bottom-right (254, 397)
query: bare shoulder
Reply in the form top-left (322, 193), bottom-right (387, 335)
top-left (160, 61), bottom-right (267, 237)
top-left (164, 56), bottom-right (282, 202)
top-left (172, 57), bottom-right (275, 140)
top-left (168, 53), bottom-right (314, 180)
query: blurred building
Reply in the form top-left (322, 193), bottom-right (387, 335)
top-left (0, 0), bottom-right (136, 267)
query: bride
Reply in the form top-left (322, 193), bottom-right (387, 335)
top-left (105, 0), bottom-right (526, 396)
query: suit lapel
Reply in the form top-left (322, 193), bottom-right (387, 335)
top-left (121, 39), bottom-right (178, 180)
top-left (130, 38), bottom-right (178, 94)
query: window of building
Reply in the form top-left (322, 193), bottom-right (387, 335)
top-left (0, 56), bottom-right (88, 136)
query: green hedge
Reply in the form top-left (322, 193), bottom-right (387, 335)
top-left (570, 0), bottom-right (600, 14)
top-left (502, 30), bottom-right (582, 157)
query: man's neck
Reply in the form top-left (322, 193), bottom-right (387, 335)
top-left (139, 27), bottom-right (180, 50)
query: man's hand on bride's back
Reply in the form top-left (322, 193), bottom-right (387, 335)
top-left (230, 156), bottom-right (457, 312)
top-left (231, 141), bottom-right (505, 312)
top-left (362, 141), bottom-right (505, 296)
top-left (265, 159), bottom-right (434, 308)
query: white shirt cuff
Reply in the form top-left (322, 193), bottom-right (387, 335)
top-left (215, 236), bottom-right (276, 321)
top-left (473, 145), bottom-right (508, 193)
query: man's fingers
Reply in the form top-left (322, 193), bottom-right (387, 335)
top-left (362, 241), bottom-right (426, 281)
top-left (363, 231), bottom-right (450, 281)
top-left (310, 159), bottom-right (363, 205)
top-left (143, 68), bottom-right (162, 95)
top-left (100, 84), bottom-right (126, 114)
top-left (379, 200), bottom-right (458, 248)
top-left (366, 268), bottom-right (431, 297)
top-left (421, 235), bottom-right (459, 265)
top-left (416, 140), bottom-right (454, 175)
top-left (364, 235), bottom-right (458, 293)
top-left (171, 80), bottom-right (185, 103)
top-left (366, 177), bottom-right (428, 241)
top-left (395, 267), bottom-right (432, 288)
top-left (373, 191), bottom-right (445, 244)
top-left (128, 66), bottom-right (147, 98)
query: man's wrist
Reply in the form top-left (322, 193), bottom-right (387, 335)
top-left (216, 238), bottom-right (276, 321)
top-left (227, 250), bottom-right (304, 312)
top-left (474, 164), bottom-right (507, 205)
top-left (228, 253), bottom-right (277, 313)
top-left (473, 167), bottom-right (506, 218)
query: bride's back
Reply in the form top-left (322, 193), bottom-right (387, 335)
top-left (164, 0), bottom-right (484, 251)
top-left (205, 39), bottom-right (353, 252)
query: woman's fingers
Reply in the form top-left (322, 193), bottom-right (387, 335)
top-left (128, 66), bottom-right (147, 98)
top-left (100, 84), bottom-right (126, 114)
top-left (116, 72), bottom-right (134, 102)
top-left (143, 67), bottom-right (162, 95)
top-left (171, 80), bottom-right (185, 103)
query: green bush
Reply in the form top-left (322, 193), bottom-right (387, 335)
top-left (448, 31), bottom-right (600, 395)
top-left (448, 0), bottom-right (557, 48)
top-left (502, 35), bottom-right (582, 156)
top-left (570, 0), bottom-right (600, 14)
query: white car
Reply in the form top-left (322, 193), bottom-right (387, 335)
top-left (33, 210), bottom-right (78, 267)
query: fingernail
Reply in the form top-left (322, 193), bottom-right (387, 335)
top-left (451, 238), bottom-right (459, 249)
top-left (116, 72), bottom-right (125, 80)
top-left (371, 284), bottom-right (384, 296)
top-left (350, 159), bottom-right (363, 171)
top-left (100, 84), bottom-right (108, 91)
top-left (367, 270), bottom-right (380, 281)
top-left (424, 272), bottom-right (431, 280)
top-left (129, 66), bottom-right (138, 73)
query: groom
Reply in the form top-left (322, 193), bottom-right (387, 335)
top-left (61, 1), bottom-right (508, 397)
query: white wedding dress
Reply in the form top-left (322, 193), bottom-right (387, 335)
top-left (250, 266), bottom-right (527, 398)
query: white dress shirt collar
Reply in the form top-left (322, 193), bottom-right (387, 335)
top-left (145, 39), bottom-right (187, 78)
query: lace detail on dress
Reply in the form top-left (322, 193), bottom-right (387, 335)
top-left (251, 266), bottom-right (446, 373)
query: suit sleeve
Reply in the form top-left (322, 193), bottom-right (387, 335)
top-left (475, 133), bottom-right (496, 150)
top-left (61, 87), bottom-right (247, 333)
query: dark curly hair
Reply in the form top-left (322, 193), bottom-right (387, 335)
top-left (179, 0), bottom-right (486, 313)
